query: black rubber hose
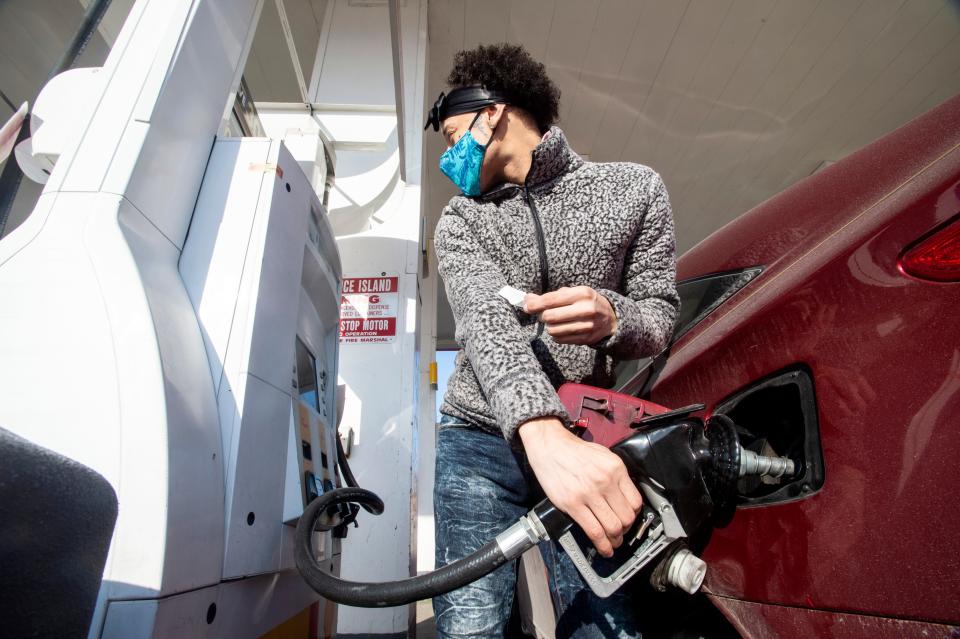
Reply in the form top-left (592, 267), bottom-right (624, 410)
top-left (294, 487), bottom-right (511, 607)
top-left (335, 432), bottom-right (358, 489)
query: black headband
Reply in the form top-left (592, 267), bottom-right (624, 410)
top-left (424, 85), bottom-right (510, 131)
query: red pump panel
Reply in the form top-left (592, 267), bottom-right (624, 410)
top-left (557, 383), bottom-right (672, 448)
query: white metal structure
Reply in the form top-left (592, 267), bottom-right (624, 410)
top-left (0, 0), bottom-right (434, 635)
top-left (0, 0), bottom-right (381, 636)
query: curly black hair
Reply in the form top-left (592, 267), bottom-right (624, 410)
top-left (446, 43), bottom-right (560, 133)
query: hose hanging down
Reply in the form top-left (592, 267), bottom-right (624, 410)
top-left (294, 486), bottom-right (513, 607)
top-left (294, 433), bottom-right (521, 607)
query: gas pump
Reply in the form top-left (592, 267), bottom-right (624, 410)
top-left (0, 1), bottom-right (351, 636)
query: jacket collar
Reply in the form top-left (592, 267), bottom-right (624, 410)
top-left (525, 126), bottom-right (583, 186)
top-left (479, 126), bottom-right (583, 201)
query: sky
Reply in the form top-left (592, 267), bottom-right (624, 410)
top-left (435, 350), bottom-right (457, 422)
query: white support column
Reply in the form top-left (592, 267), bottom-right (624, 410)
top-left (280, 1), bottom-right (431, 636)
top-left (416, 232), bottom-right (439, 576)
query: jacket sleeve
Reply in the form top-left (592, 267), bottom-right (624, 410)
top-left (435, 208), bottom-right (569, 441)
top-left (595, 172), bottom-right (680, 360)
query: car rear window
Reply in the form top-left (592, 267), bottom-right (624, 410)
top-left (613, 267), bottom-right (762, 393)
top-left (672, 267), bottom-right (762, 341)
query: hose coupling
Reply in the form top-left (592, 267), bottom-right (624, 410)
top-left (494, 512), bottom-right (549, 560)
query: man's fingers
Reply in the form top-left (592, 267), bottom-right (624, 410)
top-left (569, 506), bottom-right (614, 557)
top-left (540, 300), bottom-right (595, 325)
top-left (598, 474), bottom-right (641, 536)
top-left (618, 476), bottom-right (644, 513)
top-left (545, 320), bottom-right (594, 338)
top-left (524, 286), bottom-right (591, 313)
top-left (522, 293), bottom-right (540, 313)
top-left (606, 491), bottom-right (638, 533)
top-left (588, 498), bottom-right (627, 542)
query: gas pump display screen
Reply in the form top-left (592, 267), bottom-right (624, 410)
top-left (295, 338), bottom-right (320, 411)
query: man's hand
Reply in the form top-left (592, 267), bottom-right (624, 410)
top-left (518, 416), bottom-right (642, 557)
top-left (524, 286), bottom-right (618, 345)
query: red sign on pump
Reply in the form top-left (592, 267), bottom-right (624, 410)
top-left (339, 276), bottom-right (399, 343)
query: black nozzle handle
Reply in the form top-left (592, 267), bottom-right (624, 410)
top-left (532, 499), bottom-right (574, 539)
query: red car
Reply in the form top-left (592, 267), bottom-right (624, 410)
top-left (617, 94), bottom-right (960, 637)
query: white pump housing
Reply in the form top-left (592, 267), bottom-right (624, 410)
top-left (14, 67), bottom-right (104, 184)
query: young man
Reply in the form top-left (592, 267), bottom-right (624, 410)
top-left (426, 44), bottom-right (679, 637)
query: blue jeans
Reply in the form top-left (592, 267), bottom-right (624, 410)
top-left (433, 415), bottom-right (644, 638)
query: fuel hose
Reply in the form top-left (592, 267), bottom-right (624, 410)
top-left (293, 486), bottom-right (515, 607)
top-left (296, 432), bottom-right (552, 607)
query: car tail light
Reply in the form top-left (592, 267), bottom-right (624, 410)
top-left (899, 215), bottom-right (960, 282)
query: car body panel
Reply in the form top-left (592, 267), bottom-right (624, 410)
top-left (708, 595), bottom-right (959, 639)
top-left (645, 94), bottom-right (960, 628)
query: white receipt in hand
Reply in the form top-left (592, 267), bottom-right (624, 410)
top-left (498, 285), bottom-right (527, 309)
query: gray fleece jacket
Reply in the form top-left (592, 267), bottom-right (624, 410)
top-left (435, 127), bottom-right (679, 441)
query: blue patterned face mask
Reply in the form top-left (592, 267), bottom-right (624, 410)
top-left (439, 112), bottom-right (487, 197)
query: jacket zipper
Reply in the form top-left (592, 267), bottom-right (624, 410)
top-left (523, 186), bottom-right (549, 339)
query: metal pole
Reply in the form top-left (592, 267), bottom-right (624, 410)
top-left (388, 0), bottom-right (406, 183)
top-left (0, 0), bottom-right (113, 237)
top-left (0, 89), bottom-right (16, 113)
top-left (274, 0), bottom-right (310, 103)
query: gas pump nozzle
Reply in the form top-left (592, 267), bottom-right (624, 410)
top-left (494, 386), bottom-right (796, 598)
top-left (295, 384), bottom-right (795, 607)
